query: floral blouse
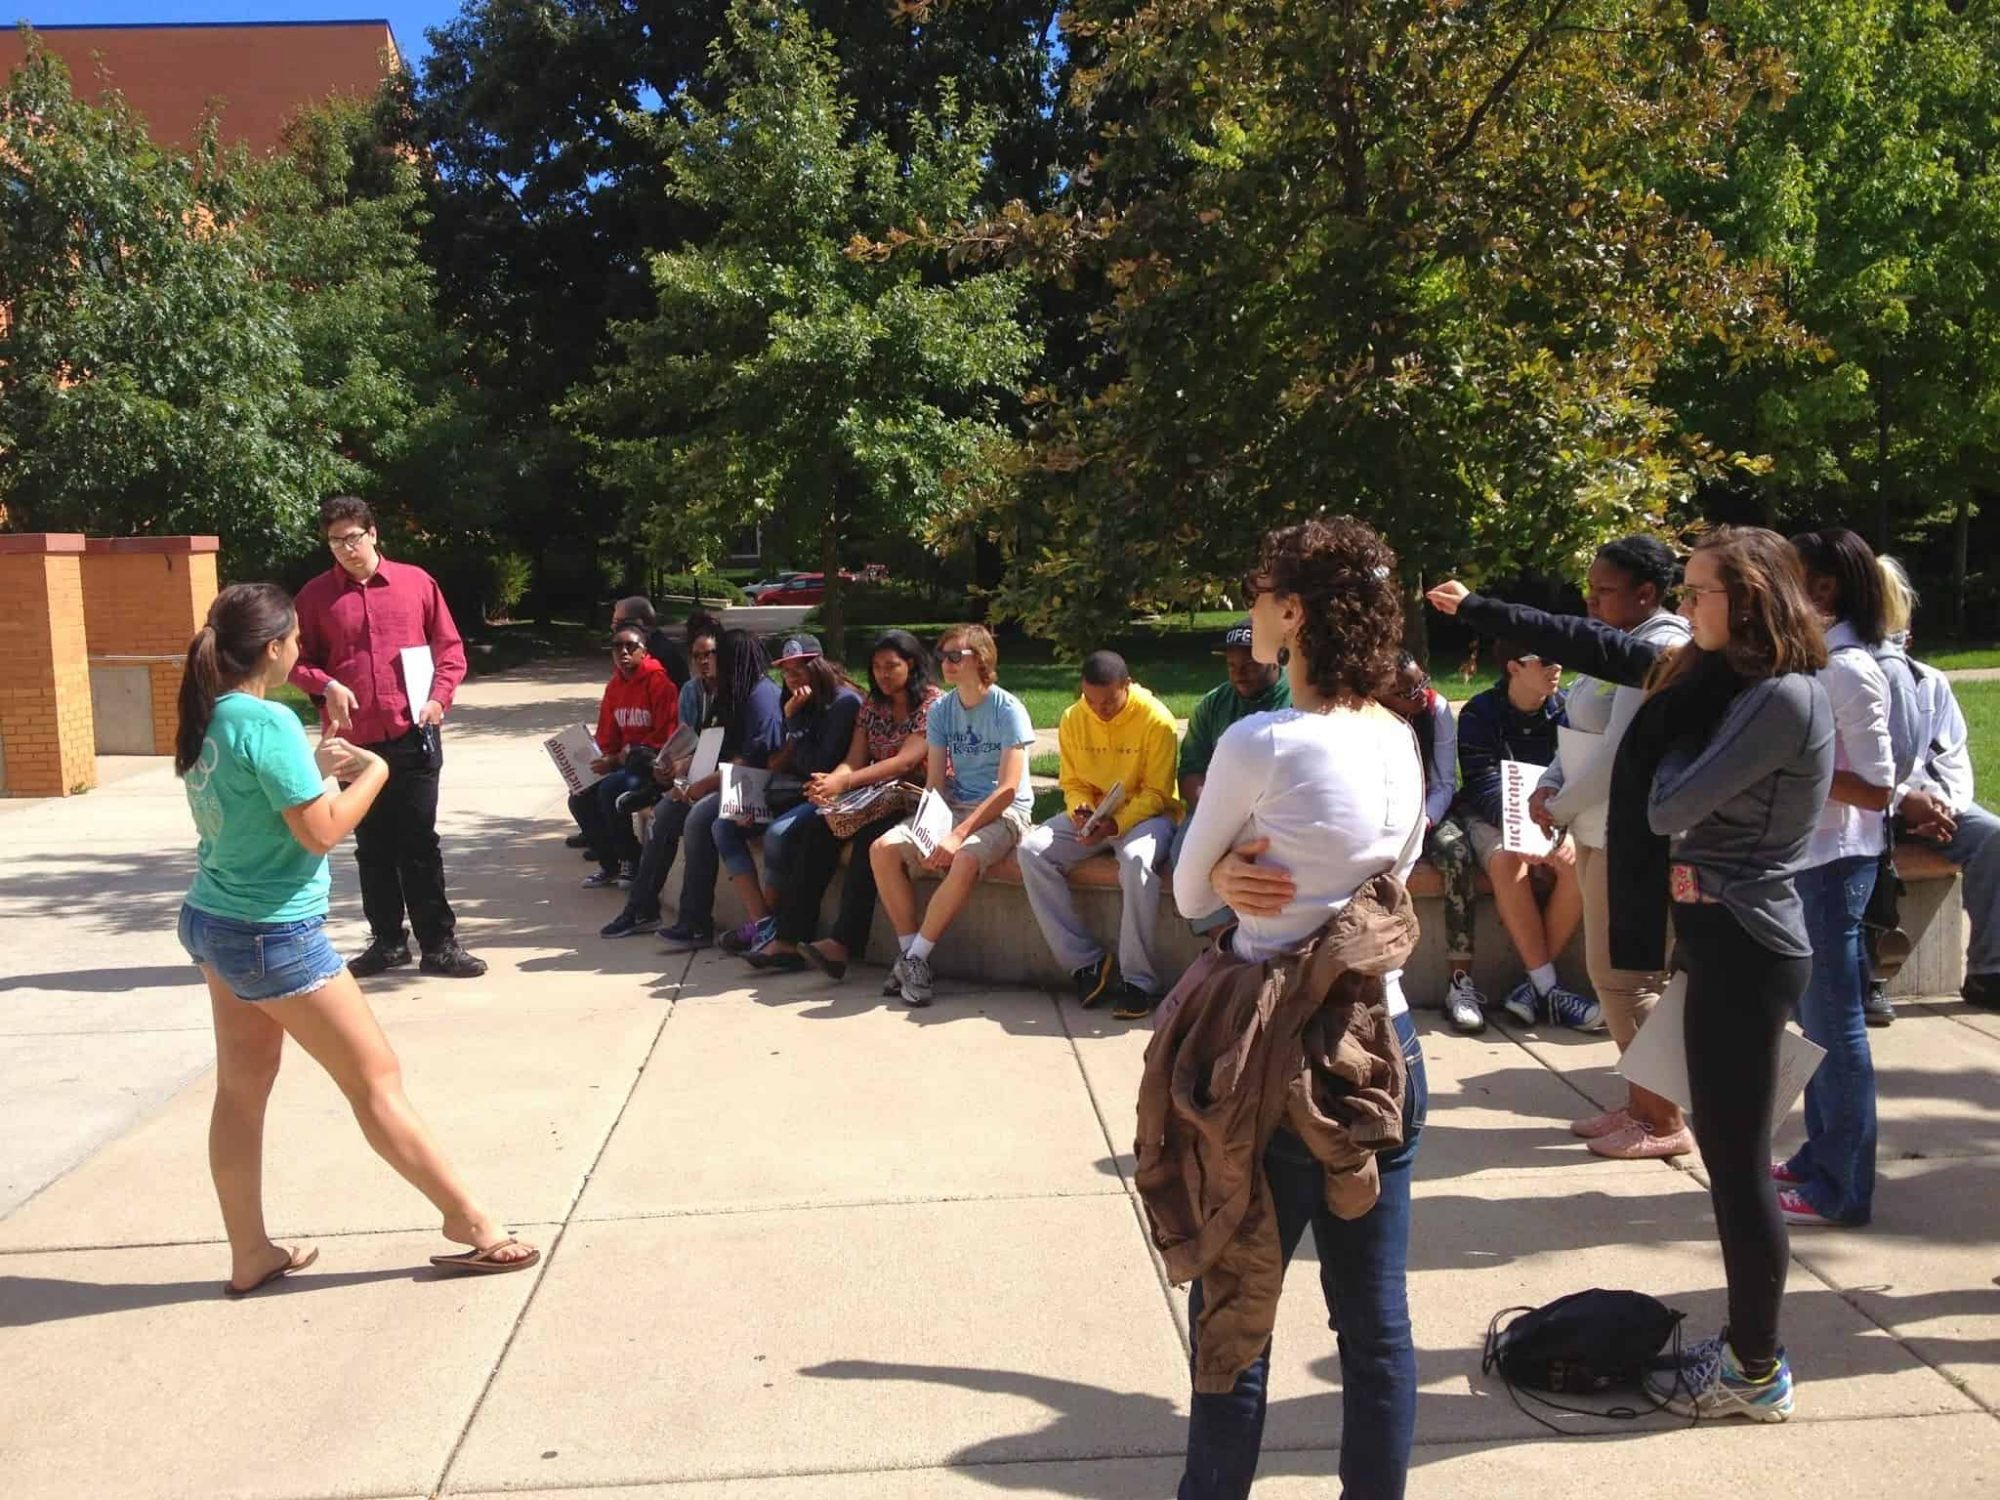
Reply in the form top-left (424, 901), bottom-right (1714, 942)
top-left (857, 684), bottom-right (942, 765)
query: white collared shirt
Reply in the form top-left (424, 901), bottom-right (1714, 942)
top-left (1805, 619), bottom-right (1895, 866)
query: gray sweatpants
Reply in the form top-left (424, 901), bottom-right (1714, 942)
top-left (1018, 813), bottom-right (1178, 995)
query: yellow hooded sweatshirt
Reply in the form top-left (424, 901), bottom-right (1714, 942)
top-left (1058, 681), bottom-right (1184, 834)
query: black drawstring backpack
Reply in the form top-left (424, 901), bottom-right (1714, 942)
top-left (1483, 1289), bottom-right (1688, 1433)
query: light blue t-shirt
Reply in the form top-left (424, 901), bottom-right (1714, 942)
top-left (927, 685), bottom-right (1036, 815)
top-left (184, 693), bottom-right (332, 923)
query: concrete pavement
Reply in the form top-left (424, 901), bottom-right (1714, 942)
top-left (2, 661), bottom-right (1997, 1499)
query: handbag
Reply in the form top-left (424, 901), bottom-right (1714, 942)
top-left (821, 780), bottom-right (923, 840)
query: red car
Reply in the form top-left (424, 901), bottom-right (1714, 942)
top-left (751, 573), bottom-right (825, 606)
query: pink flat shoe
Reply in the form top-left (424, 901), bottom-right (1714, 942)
top-left (1570, 1107), bottom-right (1633, 1140)
top-left (1588, 1121), bottom-right (1695, 1160)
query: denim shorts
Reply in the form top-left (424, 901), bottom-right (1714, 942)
top-left (178, 904), bottom-right (346, 1002)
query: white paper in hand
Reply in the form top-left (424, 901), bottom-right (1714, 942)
top-left (908, 788), bottom-right (956, 859)
top-left (718, 763), bottom-right (773, 823)
top-left (543, 724), bottom-right (604, 795)
top-left (1499, 759), bottom-right (1557, 858)
top-left (400, 645), bottom-right (435, 714)
top-left (687, 726), bottom-right (727, 786)
top-left (1618, 973), bottom-right (1827, 1129)
top-left (1082, 779), bottom-right (1126, 838)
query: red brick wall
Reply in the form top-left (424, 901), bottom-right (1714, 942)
top-left (0, 22), bottom-right (400, 154)
top-left (81, 537), bottom-right (220, 755)
top-left (0, 536), bottom-right (96, 796)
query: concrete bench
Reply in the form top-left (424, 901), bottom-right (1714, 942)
top-left (652, 811), bottom-right (1965, 1002)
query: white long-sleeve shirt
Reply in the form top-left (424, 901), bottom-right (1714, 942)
top-left (1172, 702), bottom-right (1424, 1013)
top-left (1900, 665), bottom-right (1973, 812)
top-left (1805, 620), bottom-right (1896, 866)
top-left (1421, 692), bottom-right (1457, 828)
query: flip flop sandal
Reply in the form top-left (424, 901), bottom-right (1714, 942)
top-left (747, 950), bottom-right (808, 973)
top-left (429, 1238), bottom-right (541, 1276)
top-left (799, 944), bottom-right (849, 981)
top-left (223, 1244), bottom-right (318, 1298)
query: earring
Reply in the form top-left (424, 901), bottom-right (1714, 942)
top-left (1277, 645), bottom-right (1292, 667)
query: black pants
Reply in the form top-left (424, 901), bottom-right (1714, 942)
top-left (775, 811), bottom-right (900, 957)
top-left (354, 729), bottom-right (456, 953)
top-left (1676, 902), bottom-right (1809, 1367)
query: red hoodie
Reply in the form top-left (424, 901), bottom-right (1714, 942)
top-left (596, 655), bottom-right (680, 757)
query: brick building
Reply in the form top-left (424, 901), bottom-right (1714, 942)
top-left (0, 19), bottom-right (402, 153)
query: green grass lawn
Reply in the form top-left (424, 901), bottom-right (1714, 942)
top-left (273, 682), bottom-right (316, 727)
top-left (1953, 680), bottom-right (2000, 800)
top-left (1918, 645), bottom-right (2000, 672)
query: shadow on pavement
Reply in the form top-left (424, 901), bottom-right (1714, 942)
top-left (0, 1264), bottom-right (447, 1327)
top-left (0, 964), bottom-right (197, 995)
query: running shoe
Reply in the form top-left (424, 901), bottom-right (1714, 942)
top-left (1443, 970), bottom-right (1487, 1034)
top-left (1646, 1334), bottom-right (1795, 1422)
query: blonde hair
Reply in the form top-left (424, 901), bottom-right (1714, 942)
top-left (938, 623), bottom-right (998, 685)
top-left (1879, 555), bottom-right (1917, 639)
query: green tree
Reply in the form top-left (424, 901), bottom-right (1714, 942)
top-left (562, 0), bottom-right (1038, 645)
top-left (413, 0), bottom-right (1069, 609)
top-left (1666, 0), bottom-right (2000, 632)
top-left (942, 0), bottom-right (1802, 651)
top-left (0, 40), bottom-right (343, 569)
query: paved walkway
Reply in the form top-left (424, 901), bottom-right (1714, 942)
top-left (2, 663), bottom-right (1997, 1498)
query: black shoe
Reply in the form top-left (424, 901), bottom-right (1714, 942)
top-left (602, 907), bottom-right (659, 938)
top-left (565, 832), bottom-right (590, 849)
top-left (1963, 972), bottom-right (2000, 1009)
top-left (1110, 982), bottom-right (1158, 1021)
top-left (1863, 983), bottom-right (1895, 1028)
top-left (1073, 954), bottom-right (1118, 1008)
top-left (349, 940), bottom-right (412, 978)
top-left (615, 785), bottom-right (661, 815)
top-left (420, 944), bottom-right (487, 978)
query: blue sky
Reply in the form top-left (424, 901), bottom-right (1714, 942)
top-left (14, 1), bottom-right (465, 68)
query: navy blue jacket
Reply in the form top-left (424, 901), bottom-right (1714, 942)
top-left (1454, 684), bottom-right (1567, 827)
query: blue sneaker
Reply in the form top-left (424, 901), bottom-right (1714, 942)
top-left (601, 907), bottom-right (659, 939)
top-left (658, 921), bottom-right (713, 953)
top-left (1502, 980), bottom-right (1541, 1027)
top-left (1544, 984), bottom-right (1605, 1032)
top-left (1646, 1334), bottom-right (1795, 1422)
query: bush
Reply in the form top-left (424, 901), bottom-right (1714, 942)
top-left (658, 571), bottom-right (747, 605)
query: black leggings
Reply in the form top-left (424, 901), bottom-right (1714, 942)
top-left (1676, 902), bottom-right (1810, 1367)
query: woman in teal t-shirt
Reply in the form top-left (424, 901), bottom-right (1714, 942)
top-left (176, 583), bottom-right (538, 1294)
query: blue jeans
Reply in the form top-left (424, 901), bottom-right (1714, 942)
top-left (1788, 855), bottom-right (1879, 1224)
top-left (709, 797), bottom-right (816, 892)
top-left (1181, 1010), bottom-right (1427, 1500)
top-left (676, 792), bottom-right (726, 931)
top-left (569, 766), bottom-right (647, 873)
top-left (1914, 801), bottom-right (2000, 975)
top-left (627, 796), bottom-right (694, 921)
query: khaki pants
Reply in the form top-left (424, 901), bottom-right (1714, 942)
top-left (1577, 842), bottom-right (1668, 1049)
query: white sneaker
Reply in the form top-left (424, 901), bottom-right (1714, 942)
top-left (883, 957), bottom-right (907, 997)
top-left (1443, 971), bottom-right (1487, 1034)
top-left (900, 954), bottom-right (935, 1007)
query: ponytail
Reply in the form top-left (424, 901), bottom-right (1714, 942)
top-left (174, 582), bottom-right (299, 776)
top-left (175, 625), bottom-right (222, 775)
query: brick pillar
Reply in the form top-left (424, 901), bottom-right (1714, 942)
top-left (0, 534), bottom-right (96, 797)
top-left (79, 536), bottom-right (221, 756)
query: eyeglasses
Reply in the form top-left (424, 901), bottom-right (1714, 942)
top-left (1676, 584), bottom-right (1728, 604)
top-left (1390, 675), bottom-right (1432, 697)
top-left (327, 530), bottom-right (371, 552)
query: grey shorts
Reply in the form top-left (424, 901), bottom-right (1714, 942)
top-left (879, 804), bottom-right (1033, 873)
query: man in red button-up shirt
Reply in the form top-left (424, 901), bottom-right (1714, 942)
top-left (291, 497), bottom-right (486, 980)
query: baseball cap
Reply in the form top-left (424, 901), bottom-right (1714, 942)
top-left (1215, 619), bottom-right (1254, 654)
top-left (774, 634), bottom-right (823, 664)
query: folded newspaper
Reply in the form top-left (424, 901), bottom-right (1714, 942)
top-left (1081, 780), bottom-right (1126, 838)
top-left (543, 724), bottom-right (603, 795)
top-left (907, 787), bottom-right (957, 859)
top-left (718, 763), bottom-right (773, 823)
top-left (825, 779), bottom-right (922, 817)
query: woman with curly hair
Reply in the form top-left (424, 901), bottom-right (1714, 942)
top-left (1150, 517), bottom-right (1429, 1499)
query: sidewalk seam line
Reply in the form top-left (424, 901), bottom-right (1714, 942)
top-left (432, 948), bottom-right (699, 1498)
top-left (1051, 985), bottom-right (1191, 1361)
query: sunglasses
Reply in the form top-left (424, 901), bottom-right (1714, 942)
top-left (612, 640), bottom-right (644, 655)
top-left (1512, 654), bottom-right (1560, 669)
top-left (939, 647), bottom-right (976, 664)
